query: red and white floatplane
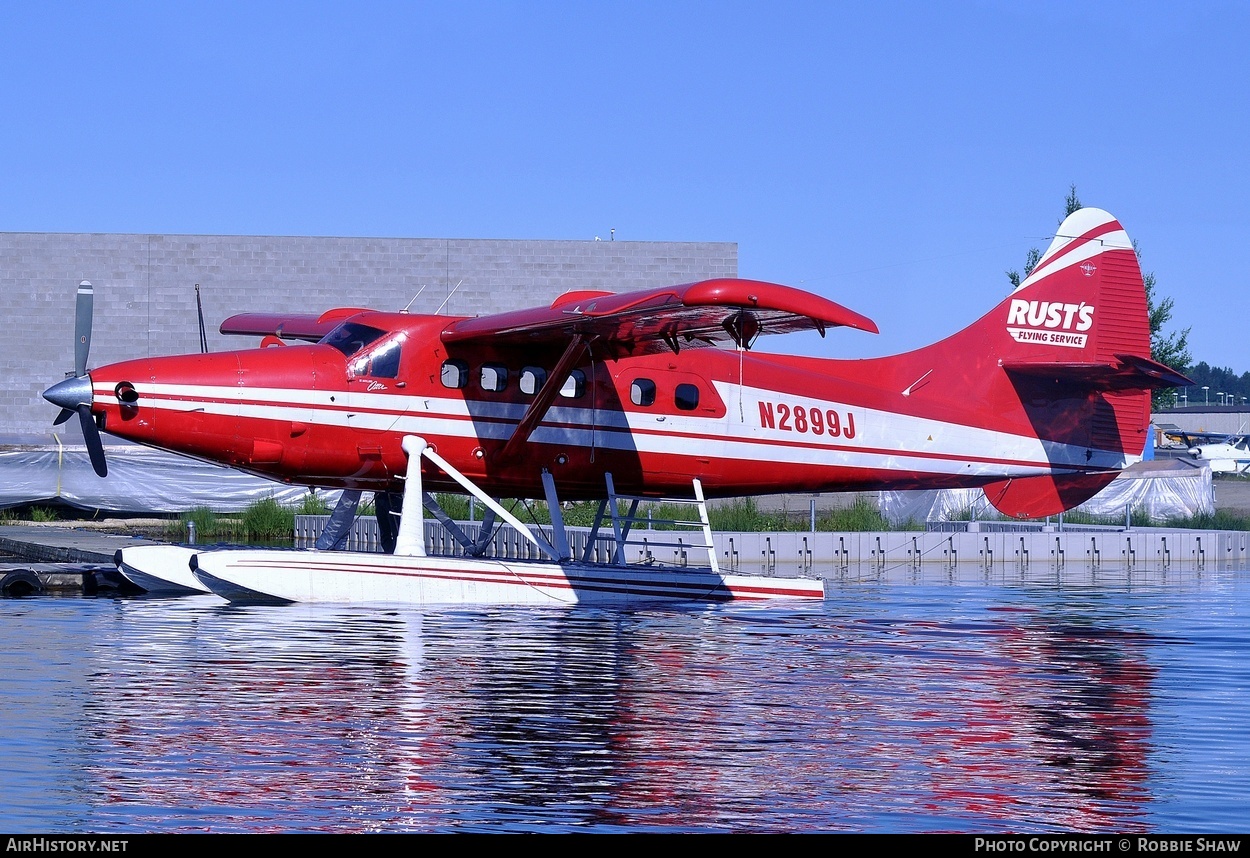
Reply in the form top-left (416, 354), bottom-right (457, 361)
top-left (56, 207), bottom-right (1186, 606)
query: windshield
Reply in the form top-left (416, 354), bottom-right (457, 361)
top-left (320, 322), bottom-right (386, 357)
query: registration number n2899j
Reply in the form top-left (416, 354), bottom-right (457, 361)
top-left (758, 402), bottom-right (857, 438)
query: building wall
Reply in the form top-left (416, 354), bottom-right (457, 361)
top-left (1153, 407), bottom-right (1250, 440)
top-left (2, 232), bottom-right (737, 444)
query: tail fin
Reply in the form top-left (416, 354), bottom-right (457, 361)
top-left (878, 208), bottom-right (1189, 518)
top-left (984, 208), bottom-right (1190, 516)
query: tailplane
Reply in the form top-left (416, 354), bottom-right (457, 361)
top-left (872, 207), bottom-right (1189, 518)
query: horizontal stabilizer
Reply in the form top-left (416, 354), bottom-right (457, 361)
top-left (1002, 353), bottom-right (1193, 393)
top-left (220, 307), bottom-right (374, 342)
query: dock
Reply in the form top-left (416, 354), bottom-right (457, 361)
top-left (5, 516), bottom-right (1250, 598)
top-left (0, 524), bottom-right (161, 596)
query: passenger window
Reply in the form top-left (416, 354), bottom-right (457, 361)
top-left (559, 369), bottom-right (586, 399)
top-left (630, 378), bottom-right (656, 407)
top-left (441, 359), bottom-right (468, 389)
top-left (520, 367), bottom-right (547, 396)
top-left (675, 383), bottom-right (699, 411)
top-left (481, 364), bottom-right (508, 392)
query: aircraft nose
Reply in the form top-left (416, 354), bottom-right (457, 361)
top-left (44, 374), bottom-right (93, 411)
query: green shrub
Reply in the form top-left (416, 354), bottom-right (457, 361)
top-left (167, 506), bottom-right (239, 542)
top-left (29, 506), bottom-right (59, 523)
top-left (1162, 509), bottom-right (1250, 531)
top-left (296, 492), bottom-right (331, 515)
top-left (820, 497), bottom-right (907, 531)
top-left (242, 496), bottom-right (295, 541)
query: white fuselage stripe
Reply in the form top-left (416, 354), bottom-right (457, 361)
top-left (101, 380), bottom-right (1133, 479)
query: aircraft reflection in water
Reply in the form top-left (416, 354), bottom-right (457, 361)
top-left (80, 599), bottom-right (1155, 832)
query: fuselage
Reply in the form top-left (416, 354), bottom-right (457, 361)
top-left (80, 310), bottom-right (1135, 501)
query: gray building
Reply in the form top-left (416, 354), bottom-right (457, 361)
top-left (1, 231), bottom-right (736, 510)
top-left (4, 231), bottom-right (737, 444)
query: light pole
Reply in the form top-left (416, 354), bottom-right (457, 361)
top-left (1181, 389), bottom-right (1188, 407)
top-left (1203, 385), bottom-right (1210, 405)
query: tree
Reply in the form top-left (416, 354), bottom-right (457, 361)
top-left (1006, 185), bottom-right (1081, 288)
top-left (1006, 185), bottom-right (1191, 409)
top-left (1140, 246), bottom-right (1191, 409)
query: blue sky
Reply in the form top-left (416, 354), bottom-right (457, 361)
top-left (2, 2), bottom-right (1246, 372)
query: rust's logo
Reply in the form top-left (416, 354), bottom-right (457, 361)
top-left (1006, 299), bottom-right (1094, 348)
top-left (1080, 261), bottom-right (1097, 277)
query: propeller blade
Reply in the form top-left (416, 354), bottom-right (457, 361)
top-left (77, 404), bottom-right (108, 478)
top-left (53, 407), bottom-right (74, 426)
top-left (74, 280), bottom-right (93, 378)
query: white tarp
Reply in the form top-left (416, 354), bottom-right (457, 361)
top-left (0, 445), bottom-right (336, 513)
top-left (879, 461), bottom-right (1215, 526)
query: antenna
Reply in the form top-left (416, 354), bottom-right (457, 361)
top-left (435, 280), bottom-right (464, 315)
top-left (401, 285), bottom-right (427, 314)
top-left (195, 284), bottom-right (208, 354)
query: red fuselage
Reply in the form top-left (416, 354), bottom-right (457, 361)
top-left (83, 308), bottom-right (1142, 502)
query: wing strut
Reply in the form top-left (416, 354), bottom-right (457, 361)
top-left (496, 333), bottom-right (589, 464)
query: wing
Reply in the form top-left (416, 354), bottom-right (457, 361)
top-left (220, 307), bottom-right (375, 342)
top-left (440, 278), bottom-right (877, 465)
top-left (1160, 429), bottom-right (1227, 448)
top-left (441, 278), bottom-right (878, 358)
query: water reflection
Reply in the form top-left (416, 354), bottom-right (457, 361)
top-left (60, 587), bottom-right (1174, 833)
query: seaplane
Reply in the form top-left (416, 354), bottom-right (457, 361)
top-left (43, 207), bottom-right (1190, 605)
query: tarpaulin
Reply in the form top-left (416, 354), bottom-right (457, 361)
top-left (879, 460), bottom-right (1214, 526)
top-left (0, 444), bottom-right (338, 513)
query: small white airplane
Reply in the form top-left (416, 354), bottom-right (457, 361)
top-left (1160, 426), bottom-right (1250, 474)
top-left (1187, 433), bottom-right (1250, 474)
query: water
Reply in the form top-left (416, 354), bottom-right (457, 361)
top-left (2, 568), bottom-right (1248, 833)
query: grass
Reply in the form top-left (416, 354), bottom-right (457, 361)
top-left (0, 505), bottom-right (76, 523)
top-left (1051, 507), bottom-right (1158, 528)
top-left (296, 492), bottom-right (331, 516)
top-left (570, 497), bottom-right (1249, 533)
top-left (948, 504), bottom-right (1250, 531)
top-left (241, 496), bottom-right (295, 541)
top-left (165, 495), bottom-right (303, 543)
top-left (4, 486), bottom-right (1247, 540)
top-left (418, 493), bottom-right (922, 533)
top-left (1161, 509), bottom-right (1250, 531)
top-left (166, 506), bottom-right (239, 543)
top-left (29, 506), bottom-right (59, 523)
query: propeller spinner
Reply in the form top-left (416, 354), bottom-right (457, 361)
top-left (43, 281), bottom-right (107, 477)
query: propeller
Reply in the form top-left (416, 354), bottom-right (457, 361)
top-left (43, 281), bottom-right (107, 477)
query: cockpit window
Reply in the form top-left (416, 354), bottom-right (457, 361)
top-left (349, 336), bottom-right (402, 379)
top-left (321, 322), bottom-right (387, 357)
